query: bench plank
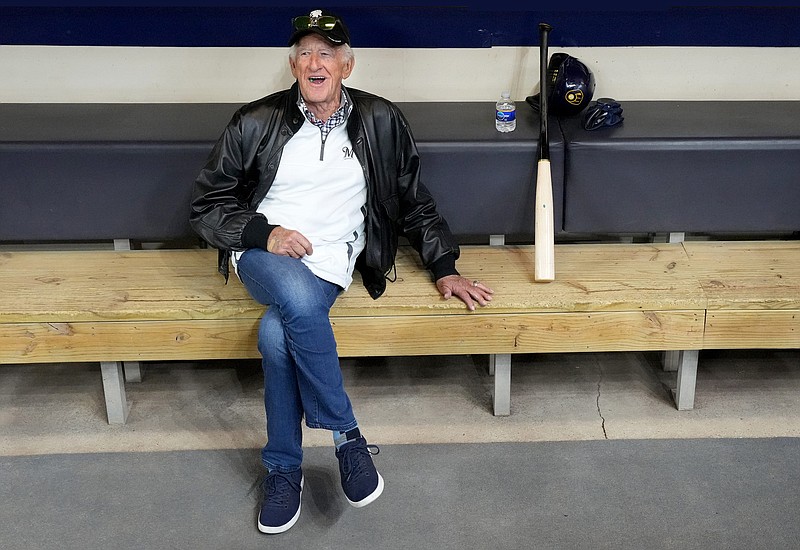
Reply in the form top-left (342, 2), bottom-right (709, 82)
top-left (704, 311), bottom-right (799, 349)
top-left (683, 241), bottom-right (800, 310)
top-left (378, 244), bottom-right (706, 314)
top-left (0, 249), bottom-right (259, 323)
top-left (0, 310), bottom-right (704, 364)
top-left (334, 311), bottom-right (704, 355)
top-left (0, 243), bottom-right (703, 324)
top-left (684, 241), bottom-right (800, 349)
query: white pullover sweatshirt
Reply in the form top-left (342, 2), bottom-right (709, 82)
top-left (234, 118), bottom-right (367, 290)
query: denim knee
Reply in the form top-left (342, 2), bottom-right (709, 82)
top-left (238, 249), bottom-right (336, 321)
top-left (258, 308), bottom-right (289, 369)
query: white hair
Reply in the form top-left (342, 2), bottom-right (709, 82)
top-left (289, 42), bottom-right (354, 63)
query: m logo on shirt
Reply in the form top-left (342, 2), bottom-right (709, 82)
top-left (342, 146), bottom-right (355, 160)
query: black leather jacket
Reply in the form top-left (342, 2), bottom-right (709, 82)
top-left (189, 83), bottom-right (459, 299)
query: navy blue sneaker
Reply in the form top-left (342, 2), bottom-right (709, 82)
top-left (335, 437), bottom-right (384, 507)
top-left (257, 469), bottom-right (303, 534)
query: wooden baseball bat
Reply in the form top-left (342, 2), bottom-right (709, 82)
top-left (535, 22), bottom-right (555, 282)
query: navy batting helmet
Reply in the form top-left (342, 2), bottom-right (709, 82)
top-left (527, 53), bottom-right (596, 116)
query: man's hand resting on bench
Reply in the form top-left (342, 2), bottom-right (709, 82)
top-left (436, 275), bottom-right (494, 311)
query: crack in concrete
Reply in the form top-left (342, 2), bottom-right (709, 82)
top-left (597, 366), bottom-right (608, 440)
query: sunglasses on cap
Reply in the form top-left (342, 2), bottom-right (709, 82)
top-left (292, 14), bottom-right (340, 31)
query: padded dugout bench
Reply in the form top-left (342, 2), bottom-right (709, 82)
top-left (0, 101), bottom-right (562, 243)
top-left (560, 101), bottom-right (800, 235)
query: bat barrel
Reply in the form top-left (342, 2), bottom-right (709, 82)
top-left (538, 22), bottom-right (552, 161)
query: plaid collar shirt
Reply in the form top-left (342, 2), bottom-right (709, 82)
top-left (297, 88), bottom-right (351, 141)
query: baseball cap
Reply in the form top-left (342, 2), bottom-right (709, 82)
top-left (289, 9), bottom-right (351, 47)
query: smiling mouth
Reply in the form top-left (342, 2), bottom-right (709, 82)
top-left (309, 76), bottom-right (326, 83)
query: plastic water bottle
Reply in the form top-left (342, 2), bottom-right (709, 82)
top-left (495, 90), bottom-right (516, 132)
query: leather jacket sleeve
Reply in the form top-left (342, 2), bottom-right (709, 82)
top-left (393, 112), bottom-right (460, 278)
top-left (189, 107), bottom-right (267, 252)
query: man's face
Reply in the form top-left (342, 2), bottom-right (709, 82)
top-left (290, 34), bottom-right (354, 113)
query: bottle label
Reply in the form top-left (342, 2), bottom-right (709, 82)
top-left (496, 110), bottom-right (516, 123)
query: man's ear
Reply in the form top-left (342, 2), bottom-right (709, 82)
top-left (341, 56), bottom-right (355, 80)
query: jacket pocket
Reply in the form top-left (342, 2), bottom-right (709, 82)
top-left (380, 194), bottom-right (400, 221)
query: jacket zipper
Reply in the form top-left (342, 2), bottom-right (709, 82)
top-left (319, 134), bottom-right (326, 161)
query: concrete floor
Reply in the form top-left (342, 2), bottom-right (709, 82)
top-left (1, 349), bottom-right (799, 457)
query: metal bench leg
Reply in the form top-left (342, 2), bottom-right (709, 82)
top-left (486, 235), bottom-right (509, 411)
top-left (113, 238), bottom-right (132, 251)
top-left (124, 362), bottom-right (143, 383)
top-left (672, 350), bottom-right (699, 411)
top-left (669, 232), bottom-right (685, 244)
top-left (489, 234), bottom-right (506, 246)
top-left (652, 232), bottom-right (686, 244)
top-left (661, 233), bottom-right (687, 372)
top-left (662, 350), bottom-right (680, 372)
top-left (101, 361), bottom-right (130, 424)
top-left (491, 354), bottom-right (511, 416)
top-left (112, 240), bottom-right (144, 384)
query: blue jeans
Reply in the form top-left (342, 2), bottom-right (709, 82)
top-left (237, 248), bottom-right (358, 473)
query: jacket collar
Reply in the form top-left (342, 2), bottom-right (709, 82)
top-left (284, 82), bottom-right (305, 133)
top-left (284, 81), bottom-right (356, 128)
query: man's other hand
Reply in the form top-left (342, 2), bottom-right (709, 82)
top-left (436, 275), bottom-right (494, 311)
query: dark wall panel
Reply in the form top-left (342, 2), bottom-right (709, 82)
top-left (3, 6), bottom-right (799, 48)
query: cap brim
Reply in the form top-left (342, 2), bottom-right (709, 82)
top-left (288, 27), bottom-right (348, 47)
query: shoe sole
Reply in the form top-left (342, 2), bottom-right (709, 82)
top-left (257, 476), bottom-right (304, 534)
top-left (347, 471), bottom-right (384, 508)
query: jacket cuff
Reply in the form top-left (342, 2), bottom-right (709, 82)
top-left (241, 216), bottom-right (277, 250)
top-left (430, 253), bottom-right (459, 281)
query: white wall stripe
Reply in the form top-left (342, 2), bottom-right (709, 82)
top-left (2, 45), bottom-right (799, 103)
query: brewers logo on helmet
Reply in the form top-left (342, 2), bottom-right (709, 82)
top-left (527, 53), bottom-right (595, 116)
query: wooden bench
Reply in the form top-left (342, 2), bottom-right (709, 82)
top-left (686, 241), bottom-right (800, 350)
top-left (0, 242), bottom-right (706, 424)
